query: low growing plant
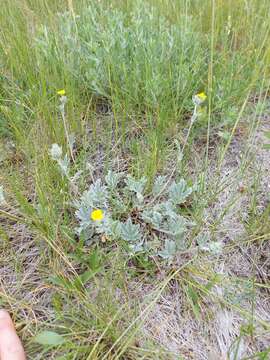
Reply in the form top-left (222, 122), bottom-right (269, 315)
top-left (73, 169), bottom-right (196, 259)
top-left (48, 145), bottom-right (196, 259)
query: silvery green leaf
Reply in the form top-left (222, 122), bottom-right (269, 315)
top-left (75, 207), bottom-right (93, 236)
top-left (196, 233), bottom-right (210, 250)
top-left (208, 242), bottom-right (223, 255)
top-left (111, 197), bottom-right (127, 213)
top-left (0, 185), bottom-right (5, 205)
top-left (78, 226), bottom-right (95, 243)
top-left (58, 155), bottom-right (70, 176)
top-left (158, 239), bottom-right (176, 259)
top-left (80, 180), bottom-right (108, 208)
top-left (168, 179), bottom-right (193, 205)
top-left (128, 241), bottom-right (144, 254)
top-left (145, 234), bottom-right (161, 252)
top-left (120, 218), bottom-right (142, 243)
top-left (154, 201), bottom-right (177, 218)
top-left (197, 233), bottom-right (223, 255)
top-left (95, 216), bottom-right (110, 234)
top-left (67, 133), bottom-right (76, 151)
top-left (79, 190), bottom-right (94, 209)
top-left (141, 209), bottom-right (163, 228)
top-left (109, 219), bottom-right (122, 239)
top-left (75, 206), bottom-right (90, 224)
top-left (167, 215), bottom-right (186, 237)
top-left (105, 170), bottom-right (123, 190)
top-left (151, 212), bottom-right (164, 228)
top-left (153, 175), bottom-right (167, 196)
top-left (164, 203), bottom-right (179, 219)
top-left (89, 180), bottom-right (108, 205)
top-left (136, 192), bottom-right (144, 204)
top-left (49, 143), bottom-right (62, 160)
top-left (174, 139), bottom-right (183, 163)
top-left (96, 217), bottom-right (121, 239)
top-left (125, 175), bottom-right (147, 195)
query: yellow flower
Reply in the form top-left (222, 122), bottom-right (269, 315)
top-left (197, 92), bottom-right (207, 102)
top-left (193, 91), bottom-right (207, 106)
top-left (57, 89), bottom-right (66, 96)
top-left (90, 209), bottom-right (104, 221)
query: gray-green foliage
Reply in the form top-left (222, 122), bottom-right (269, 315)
top-left (125, 175), bottom-right (147, 196)
top-left (159, 239), bottom-right (177, 259)
top-left (141, 200), bottom-right (189, 256)
top-left (125, 174), bottom-right (147, 205)
top-left (152, 175), bottom-right (167, 196)
top-left (196, 233), bottom-right (223, 255)
top-left (96, 217), bottom-right (121, 239)
top-left (74, 168), bottom-right (194, 258)
top-left (105, 170), bottom-right (123, 190)
top-left (34, 2), bottom-right (207, 113)
top-left (49, 144), bottom-right (70, 177)
top-left (81, 180), bottom-right (108, 208)
top-left (168, 179), bottom-right (193, 205)
top-left (31, 0), bottom-right (264, 127)
top-left (120, 218), bottom-right (142, 244)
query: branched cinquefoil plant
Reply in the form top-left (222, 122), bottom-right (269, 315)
top-left (73, 170), bottom-right (196, 259)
